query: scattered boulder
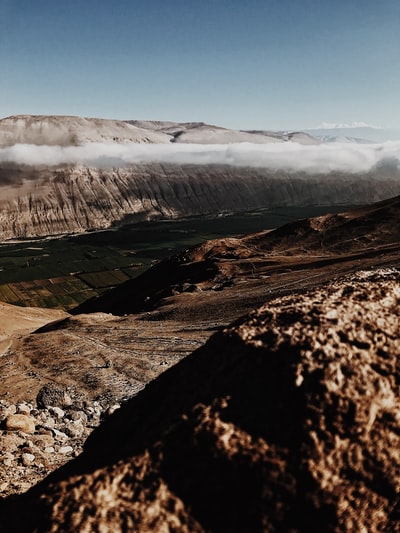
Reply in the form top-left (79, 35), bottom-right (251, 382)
top-left (0, 403), bottom-right (16, 422)
top-left (104, 404), bottom-right (120, 417)
top-left (16, 404), bottom-right (31, 416)
top-left (48, 407), bottom-right (65, 420)
top-left (21, 453), bottom-right (35, 467)
top-left (0, 400), bottom-right (111, 498)
top-left (0, 433), bottom-right (25, 453)
top-left (4, 415), bottom-right (35, 434)
top-left (31, 435), bottom-right (54, 448)
top-left (58, 446), bottom-right (73, 455)
top-left (62, 420), bottom-right (84, 439)
top-left (36, 385), bottom-right (72, 409)
top-left (67, 411), bottom-right (88, 425)
top-left (2, 452), bottom-right (14, 467)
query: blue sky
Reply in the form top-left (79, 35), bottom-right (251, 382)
top-left (0, 0), bottom-right (399, 130)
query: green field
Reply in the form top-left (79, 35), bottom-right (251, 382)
top-left (0, 206), bottom-right (353, 310)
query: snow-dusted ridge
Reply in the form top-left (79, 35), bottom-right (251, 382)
top-left (304, 125), bottom-right (400, 143)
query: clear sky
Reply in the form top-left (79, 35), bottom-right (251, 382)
top-left (0, 0), bottom-right (399, 130)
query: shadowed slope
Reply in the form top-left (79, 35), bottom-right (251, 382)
top-left (243, 194), bottom-right (400, 254)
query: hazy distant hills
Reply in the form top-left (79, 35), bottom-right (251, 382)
top-left (0, 115), bottom-right (171, 146)
top-left (1, 115), bottom-right (397, 147)
top-left (0, 114), bottom-right (399, 240)
top-left (0, 115), bottom-right (320, 146)
top-left (304, 125), bottom-right (400, 143)
top-left (128, 120), bottom-right (313, 144)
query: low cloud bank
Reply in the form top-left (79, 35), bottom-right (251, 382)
top-left (0, 141), bottom-right (400, 173)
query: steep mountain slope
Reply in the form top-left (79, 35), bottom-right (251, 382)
top-left (242, 193), bottom-right (400, 254)
top-left (1, 268), bottom-right (399, 532)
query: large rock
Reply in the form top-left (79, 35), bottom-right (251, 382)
top-left (4, 415), bottom-right (35, 434)
top-left (36, 386), bottom-right (72, 410)
top-left (0, 270), bottom-right (399, 532)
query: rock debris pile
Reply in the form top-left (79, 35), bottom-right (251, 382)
top-left (0, 386), bottom-right (119, 497)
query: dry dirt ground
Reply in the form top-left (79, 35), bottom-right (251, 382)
top-left (0, 304), bottom-right (66, 356)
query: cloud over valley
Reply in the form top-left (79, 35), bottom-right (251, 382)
top-left (0, 141), bottom-right (400, 174)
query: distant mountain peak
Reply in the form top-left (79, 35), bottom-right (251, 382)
top-left (314, 121), bottom-right (383, 130)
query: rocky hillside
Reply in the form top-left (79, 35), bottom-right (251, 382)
top-left (0, 195), bottom-right (396, 444)
top-left (0, 115), bottom-right (316, 146)
top-left (1, 268), bottom-right (398, 532)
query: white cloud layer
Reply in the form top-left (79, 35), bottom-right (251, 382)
top-left (0, 141), bottom-right (400, 174)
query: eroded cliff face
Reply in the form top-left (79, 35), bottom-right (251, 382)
top-left (1, 269), bottom-right (399, 532)
top-left (0, 163), bottom-right (399, 240)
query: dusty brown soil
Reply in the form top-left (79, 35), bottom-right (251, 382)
top-left (2, 236), bottom-right (398, 409)
top-left (2, 313), bottom-right (213, 406)
top-left (0, 303), bottom-right (66, 356)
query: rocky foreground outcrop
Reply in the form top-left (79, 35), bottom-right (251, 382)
top-left (1, 269), bottom-right (399, 532)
